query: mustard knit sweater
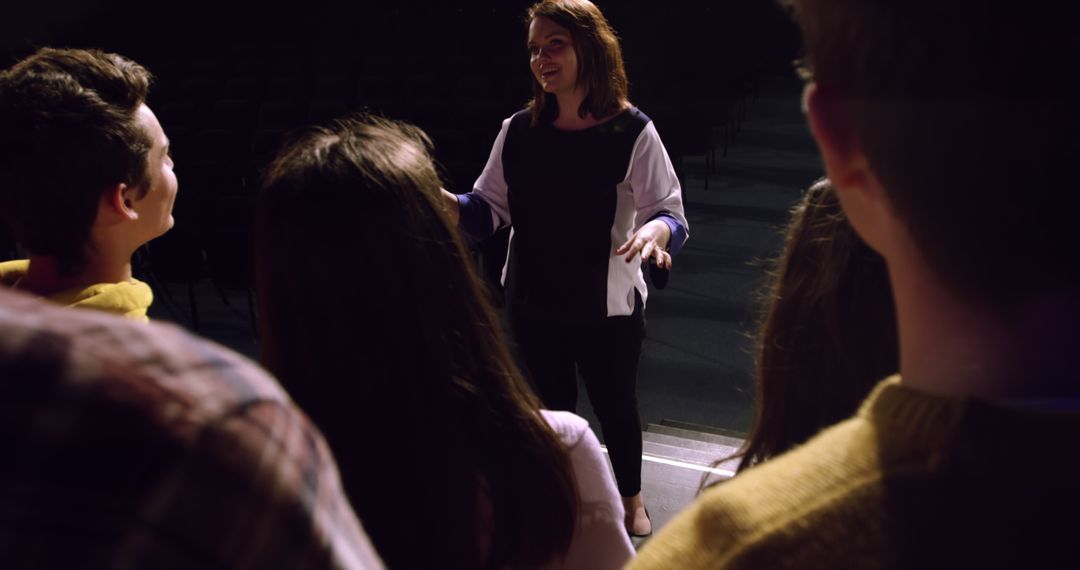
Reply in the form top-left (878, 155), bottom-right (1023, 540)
top-left (631, 376), bottom-right (1080, 569)
top-left (0, 259), bottom-right (152, 321)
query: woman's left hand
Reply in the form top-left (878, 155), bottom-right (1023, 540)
top-left (615, 219), bottom-right (673, 269)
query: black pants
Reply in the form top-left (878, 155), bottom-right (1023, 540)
top-left (509, 295), bottom-right (645, 497)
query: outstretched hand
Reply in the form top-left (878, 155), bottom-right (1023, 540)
top-left (615, 219), bottom-right (672, 269)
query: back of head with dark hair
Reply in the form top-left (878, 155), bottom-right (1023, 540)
top-left (786, 0), bottom-right (1080, 310)
top-left (738, 179), bottom-right (898, 472)
top-left (527, 0), bottom-right (629, 125)
top-left (0, 47), bottom-right (153, 274)
top-left (255, 114), bottom-right (577, 569)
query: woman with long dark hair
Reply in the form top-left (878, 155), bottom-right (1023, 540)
top-left (723, 179), bottom-right (899, 476)
top-left (442, 0), bottom-right (689, 537)
top-left (256, 115), bottom-right (634, 569)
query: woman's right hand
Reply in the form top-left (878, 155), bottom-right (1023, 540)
top-left (440, 188), bottom-right (460, 226)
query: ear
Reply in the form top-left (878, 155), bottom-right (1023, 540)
top-left (803, 83), bottom-right (872, 190)
top-left (102, 183), bottom-right (139, 222)
top-left (803, 83), bottom-right (894, 254)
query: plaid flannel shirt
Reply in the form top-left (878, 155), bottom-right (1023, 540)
top-left (0, 287), bottom-right (382, 569)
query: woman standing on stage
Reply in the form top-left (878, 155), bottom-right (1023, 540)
top-left (443, 0), bottom-right (689, 537)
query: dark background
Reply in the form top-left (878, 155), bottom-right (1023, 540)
top-left (2, 1), bottom-right (799, 187)
top-left (0, 1), bottom-right (806, 434)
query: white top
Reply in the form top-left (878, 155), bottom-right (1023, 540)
top-left (541, 410), bottom-right (636, 569)
top-left (464, 108), bottom-right (689, 317)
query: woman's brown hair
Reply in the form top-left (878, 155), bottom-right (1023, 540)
top-left (526, 0), bottom-right (629, 126)
top-left (743, 178), bottom-right (897, 469)
top-left (256, 114), bottom-right (576, 569)
top-left (704, 179), bottom-right (898, 486)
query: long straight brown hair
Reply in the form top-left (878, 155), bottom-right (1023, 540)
top-left (255, 115), bottom-right (576, 569)
top-left (703, 179), bottom-right (898, 487)
top-left (742, 178), bottom-right (898, 469)
top-left (526, 0), bottom-right (629, 126)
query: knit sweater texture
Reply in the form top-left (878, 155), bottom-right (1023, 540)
top-left (631, 375), bottom-right (1080, 569)
top-left (0, 259), bottom-right (152, 321)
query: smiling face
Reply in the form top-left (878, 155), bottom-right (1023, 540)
top-left (528, 16), bottom-right (579, 96)
top-left (129, 104), bottom-right (177, 242)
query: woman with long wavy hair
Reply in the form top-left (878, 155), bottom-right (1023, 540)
top-left (442, 0), bottom-right (689, 537)
top-left (256, 114), bottom-right (634, 569)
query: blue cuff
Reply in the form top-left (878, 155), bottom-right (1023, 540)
top-left (457, 193), bottom-right (496, 243)
top-left (651, 213), bottom-right (688, 256)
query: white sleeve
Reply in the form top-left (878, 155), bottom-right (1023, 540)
top-left (472, 117), bottom-right (514, 230)
top-left (625, 121), bottom-right (690, 238)
top-left (558, 425), bottom-right (636, 569)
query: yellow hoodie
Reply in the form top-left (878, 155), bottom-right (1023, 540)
top-left (0, 259), bottom-right (152, 322)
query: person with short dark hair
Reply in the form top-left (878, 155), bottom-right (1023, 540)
top-left (632, 1), bottom-right (1080, 567)
top-left (441, 0), bottom-right (689, 537)
top-left (0, 47), bottom-right (177, 321)
top-left (257, 114), bottom-right (634, 569)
